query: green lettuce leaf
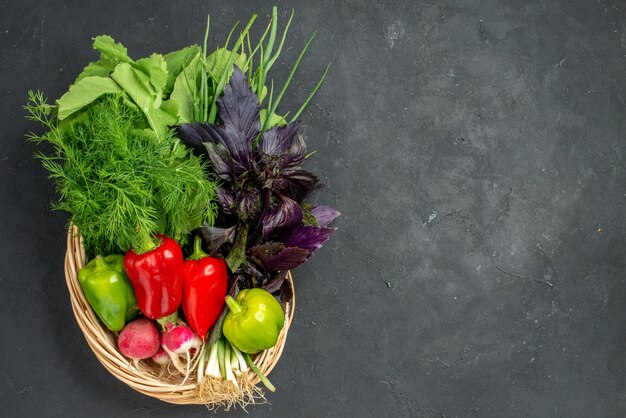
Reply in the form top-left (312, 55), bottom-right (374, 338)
top-left (205, 48), bottom-right (248, 81)
top-left (134, 53), bottom-right (168, 107)
top-left (93, 35), bottom-right (132, 67)
top-left (170, 53), bottom-right (202, 124)
top-left (75, 61), bottom-right (112, 82)
top-left (163, 45), bottom-right (201, 95)
top-left (75, 36), bottom-right (132, 83)
top-left (56, 76), bottom-right (122, 120)
top-left (259, 109), bottom-right (287, 129)
top-left (110, 63), bottom-right (176, 137)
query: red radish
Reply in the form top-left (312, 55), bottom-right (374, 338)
top-left (161, 324), bottom-right (201, 385)
top-left (161, 324), bottom-right (199, 354)
top-left (118, 318), bottom-right (160, 360)
top-left (151, 347), bottom-right (171, 365)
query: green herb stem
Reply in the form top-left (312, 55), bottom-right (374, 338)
top-left (290, 62), bottom-right (330, 123)
top-left (208, 14), bottom-right (257, 123)
top-left (244, 353), bottom-right (276, 392)
top-left (261, 32), bottom-right (316, 133)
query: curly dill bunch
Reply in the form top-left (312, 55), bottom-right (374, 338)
top-left (25, 91), bottom-right (218, 256)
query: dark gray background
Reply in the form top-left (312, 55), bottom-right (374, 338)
top-left (1, 0), bottom-right (625, 417)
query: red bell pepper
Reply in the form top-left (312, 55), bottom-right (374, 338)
top-left (182, 236), bottom-right (228, 340)
top-left (123, 235), bottom-right (184, 320)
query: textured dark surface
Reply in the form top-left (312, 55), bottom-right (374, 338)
top-left (2, 0), bottom-right (626, 417)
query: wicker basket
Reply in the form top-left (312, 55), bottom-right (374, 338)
top-left (63, 225), bottom-right (295, 405)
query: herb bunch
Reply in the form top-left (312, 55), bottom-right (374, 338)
top-left (171, 7), bottom-right (338, 293)
top-left (179, 66), bottom-right (339, 292)
top-left (26, 92), bottom-right (217, 256)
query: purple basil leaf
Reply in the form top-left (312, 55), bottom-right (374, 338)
top-left (237, 189), bottom-right (261, 220)
top-left (218, 66), bottom-right (260, 142)
top-left (284, 225), bottom-right (335, 252)
top-left (260, 246), bottom-right (310, 271)
top-left (239, 260), bottom-right (268, 287)
top-left (250, 242), bottom-right (285, 259)
top-left (280, 133), bottom-right (307, 170)
top-left (216, 188), bottom-right (235, 214)
top-left (178, 122), bottom-right (250, 170)
top-left (178, 70), bottom-right (260, 171)
top-left (177, 123), bottom-right (213, 155)
top-left (277, 169), bottom-right (321, 202)
top-left (199, 224), bottom-right (235, 254)
top-left (204, 143), bottom-right (234, 180)
top-left (311, 205), bottom-right (341, 227)
top-left (264, 271), bottom-right (288, 294)
top-left (279, 277), bottom-right (293, 303)
top-left (226, 224), bottom-right (248, 272)
top-left (261, 195), bottom-right (303, 239)
top-left (240, 259), bottom-right (265, 278)
top-left (259, 121), bottom-right (301, 156)
top-left (201, 123), bottom-right (251, 171)
top-left (198, 66), bottom-right (260, 169)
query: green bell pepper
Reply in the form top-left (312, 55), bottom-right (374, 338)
top-left (223, 288), bottom-right (285, 354)
top-left (78, 255), bottom-right (138, 332)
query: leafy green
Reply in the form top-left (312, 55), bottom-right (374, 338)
top-left (170, 53), bottom-right (202, 124)
top-left (56, 76), bottom-right (122, 120)
top-left (65, 37), bottom-right (194, 135)
top-left (75, 35), bottom-right (131, 82)
top-left (93, 35), bottom-right (132, 67)
top-left (110, 62), bottom-right (177, 138)
top-left (75, 61), bottom-right (113, 81)
top-left (259, 109), bottom-right (287, 129)
top-left (25, 92), bottom-right (217, 256)
top-left (134, 53), bottom-right (168, 102)
top-left (205, 48), bottom-right (248, 81)
top-left (159, 98), bottom-right (180, 121)
top-left (163, 45), bottom-right (202, 94)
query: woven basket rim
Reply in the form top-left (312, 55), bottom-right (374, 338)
top-left (64, 224), bottom-right (295, 405)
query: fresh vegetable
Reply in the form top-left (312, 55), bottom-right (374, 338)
top-left (201, 336), bottom-right (275, 393)
top-left (26, 7), bottom-right (336, 407)
top-left (151, 347), bottom-right (171, 366)
top-left (203, 338), bottom-right (240, 387)
top-left (161, 324), bottom-right (199, 354)
top-left (77, 255), bottom-right (138, 331)
top-left (182, 236), bottom-right (228, 340)
top-left (161, 323), bottom-right (202, 384)
top-left (57, 35), bottom-right (183, 138)
top-left (223, 288), bottom-right (285, 354)
top-left (178, 67), bottom-right (339, 291)
top-left (243, 351), bottom-right (275, 392)
top-left (118, 318), bottom-right (160, 360)
top-left (25, 93), bottom-right (217, 257)
top-left (124, 235), bottom-right (185, 320)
